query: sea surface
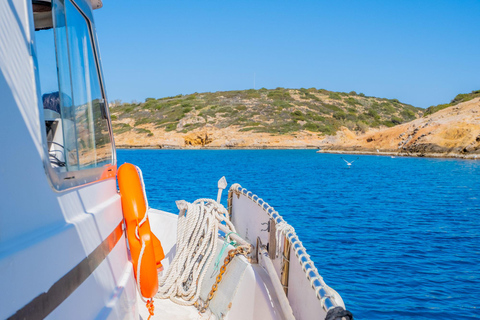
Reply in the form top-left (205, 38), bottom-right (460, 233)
top-left (117, 149), bottom-right (480, 320)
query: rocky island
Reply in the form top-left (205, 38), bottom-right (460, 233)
top-left (110, 88), bottom-right (480, 158)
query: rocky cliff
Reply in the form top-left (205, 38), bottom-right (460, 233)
top-left (320, 97), bottom-right (480, 158)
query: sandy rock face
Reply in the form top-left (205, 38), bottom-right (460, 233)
top-left (114, 125), bottom-right (325, 149)
top-left (184, 131), bottom-right (213, 146)
top-left (177, 116), bottom-right (206, 131)
top-left (322, 97), bottom-right (480, 157)
top-left (221, 139), bottom-right (245, 148)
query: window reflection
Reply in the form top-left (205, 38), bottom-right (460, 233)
top-left (34, 0), bottom-right (113, 173)
top-left (64, 0), bottom-right (112, 169)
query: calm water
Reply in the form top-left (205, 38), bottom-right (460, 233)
top-left (117, 149), bottom-right (480, 319)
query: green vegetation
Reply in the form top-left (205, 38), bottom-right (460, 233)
top-left (424, 103), bottom-right (451, 116)
top-left (109, 88), bottom-right (423, 136)
top-left (424, 90), bottom-right (480, 116)
top-left (112, 123), bottom-right (132, 135)
top-left (135, 128), bottom-right (153, 136)
top-left (328, 92), bottom-right (342, 100)
top-left (267, 89), bottom-right (293, 101)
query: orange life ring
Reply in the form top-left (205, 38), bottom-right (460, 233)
top-left (118, 163), bottom-right (165, 298)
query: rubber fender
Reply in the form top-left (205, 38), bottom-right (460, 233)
top-left (325, 307), bottom-right (353, 320)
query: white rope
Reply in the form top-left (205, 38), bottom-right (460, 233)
top-left (275, 220), bottom-right (295, 258)
top-left (136, 239), bottom-right (148, 303)
top-left (155, 198), bottom-right (236, 306)
top-left (134, 165), bottom-right (150, 303)
top-left (135, 166), bottom-right (150, 227)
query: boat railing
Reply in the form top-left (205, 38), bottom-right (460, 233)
top-left (227, 183), bottom-right (341, 313)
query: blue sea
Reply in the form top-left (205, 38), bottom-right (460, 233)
top-left (117, 149), bottom-right (480, 320)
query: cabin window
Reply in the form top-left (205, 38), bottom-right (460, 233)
top-left (33, 0), bottom-right (113, 178)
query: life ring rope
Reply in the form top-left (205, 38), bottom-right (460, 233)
top-left (137, 239), bottom-right (147, 301)
top-left (134, 166), bottom-right (149, 241)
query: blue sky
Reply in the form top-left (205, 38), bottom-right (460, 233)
top-left (93, 0), bottom-right (480, 108)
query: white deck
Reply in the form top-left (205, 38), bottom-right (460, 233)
top-left (137, 292), bottom-right (213, 320)
top-left (140, 209), bottom-right (208, 319)
top-left (143, 208), bottom-right (288, 320)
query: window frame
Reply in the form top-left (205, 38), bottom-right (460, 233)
top-left (34, 0), bottom-right (116, 191)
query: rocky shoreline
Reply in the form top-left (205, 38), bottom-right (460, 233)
top-left (116, 145), bottom-right (319, 150)
top-left (116, 145), bottom-right (479, 160)
top-left (316, 148), bottom-right (479, 159)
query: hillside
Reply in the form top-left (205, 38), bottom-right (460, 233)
top-left (110, 88), bottom-right (422, 148)
top-left (320, 95), bottom-right (480, 158)
top-left (424, 90), bottom-right (480, 116)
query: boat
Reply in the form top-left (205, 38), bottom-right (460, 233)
top-left (0, 1), bottom-right (353, 319)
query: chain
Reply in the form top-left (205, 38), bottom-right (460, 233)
top-left (194, 245), bottom-right (251, 313)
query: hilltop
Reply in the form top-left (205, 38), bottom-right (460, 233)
top-left (320, 91), bottom-right (480, 158)
top-left (110, 88), bottom-right (422, 148)
top-left (423, 90), bottom-right (480, 116)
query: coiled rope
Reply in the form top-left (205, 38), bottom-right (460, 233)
top-left (155, 198), bottom-right (236, 305)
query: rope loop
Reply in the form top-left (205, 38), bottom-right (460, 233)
top-left (212, 231), bottom-right (240, 275)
